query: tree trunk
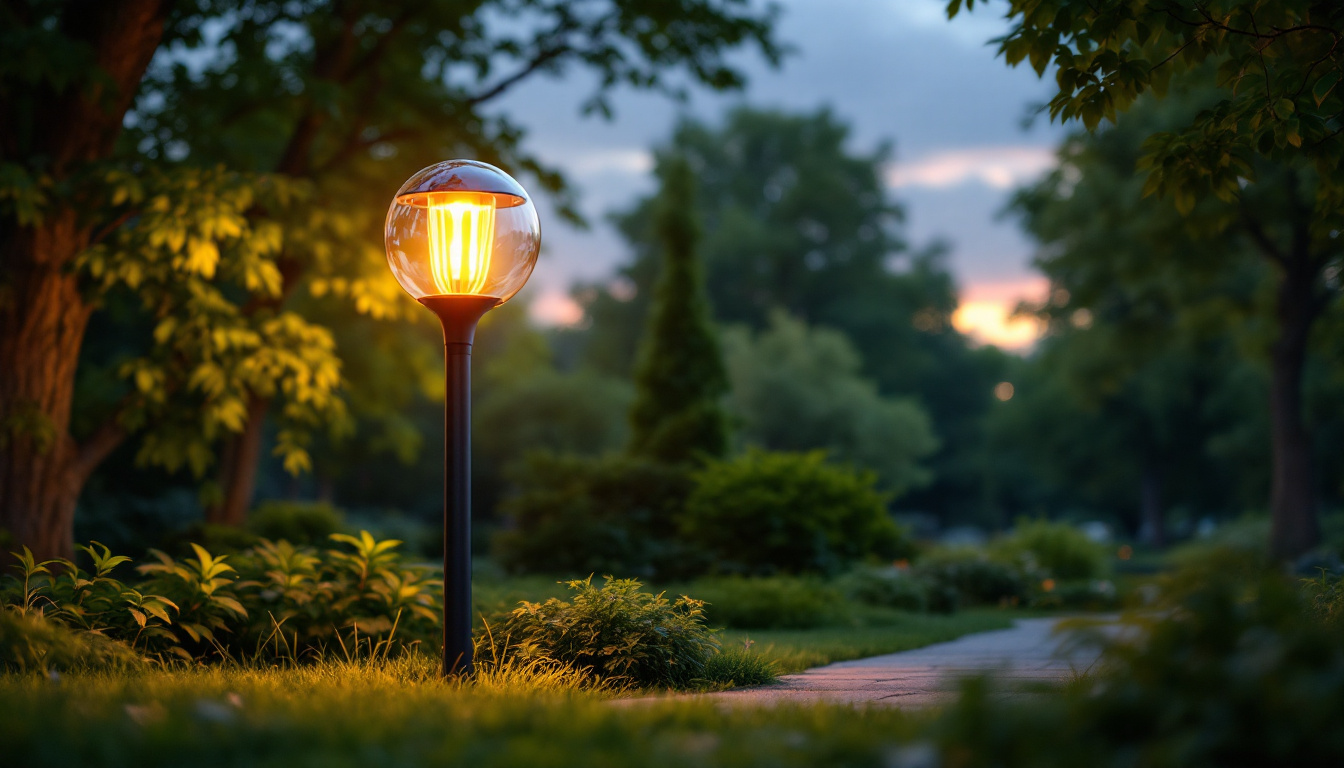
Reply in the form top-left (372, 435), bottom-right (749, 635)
top-left (0, 0), bottom-right (173, 559)
top-left (1267, 250), bottom-right (1320, 560)
top-left (0, 215), bottom-right (97, 561)
top-left (207, 397), bottom-right (270, 526)
top-left (1139, 459), bottom-right (1165, 548)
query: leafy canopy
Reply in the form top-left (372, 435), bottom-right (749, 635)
top-left (948, 0), bottom-right (1344, 215)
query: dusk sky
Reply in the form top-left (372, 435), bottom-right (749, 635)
top-left (494, 0), bottom-right (1070, 349)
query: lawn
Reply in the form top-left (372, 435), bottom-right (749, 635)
top-left (0, 658), bottom-right (927, 768)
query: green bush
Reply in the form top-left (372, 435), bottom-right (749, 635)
top-left (993, 519), bottom-right (1109, 580)
top-left (487, 576), bottom-right (719, 689)
top-left (492, 453), bottom-right (697, 578)
top-left (247, 501), bottom-right (346, 546)
top-left (915, 547), bottom-right (1027, 606)
top-left (0, 609), bottom-right (142, 673)
top-left (690, 576), bottom-right (848, 629)
top-left (681, 449), bottom-right (911, 575)
top-left (836, 566), bottom-right (930, 612)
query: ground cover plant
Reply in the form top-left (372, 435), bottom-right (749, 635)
top-left (6, 550), bottom-right (1341, 766)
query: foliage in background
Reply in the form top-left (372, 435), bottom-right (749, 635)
top-left (577, 107), bottom-right (1007, 525)
top-left (914, 547), bottom-right (1028, 608)
top-left (487, 576), bottom-right (722, 690)
top-left (836, 566), bottom-right (935, 613)
top-left (627, 156), bottom-right (731, 464)
top-left (681, 450), bottom-right (911, 576)
top-left (246, 501), bottom-right (344, 547)
top-left (722, 313), bottom-right (938, 494)
top-left (492, 454), bottom-right (695, 579)
top-left (991, 519), bottom-right (1110, 581)
top-left (690, 576), bottom-right (848, 630)
top-left (951, 0), bottom-right (1344, 558)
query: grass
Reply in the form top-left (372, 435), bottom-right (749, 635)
top-left (2, 659), bottom-right (928, 768)
top-left (718, 608), bottom-right (1018, 674)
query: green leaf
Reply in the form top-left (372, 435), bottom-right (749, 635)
top-left (1313, 71), bottom-right (1341, 106)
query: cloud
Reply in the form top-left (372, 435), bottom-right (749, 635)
top-left (567, 149), bottom-right (655, 176)
top-left (886, 146), bottom-right (1057, 191)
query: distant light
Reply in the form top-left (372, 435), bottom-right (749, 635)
top-left (994, 381), bottom-right (1014, 401)
top-left (952, 301), bottom-right (1042, 350)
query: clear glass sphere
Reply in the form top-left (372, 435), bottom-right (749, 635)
top-left (385, 160), bottom-right (540, 302)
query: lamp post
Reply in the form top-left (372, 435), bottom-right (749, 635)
top-left (384, 160), bottom-right (540, 676)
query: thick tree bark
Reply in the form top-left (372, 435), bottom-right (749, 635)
top-left (207, 397), bottom-right (270, 526)
top-left (0, 0), bottom-right (173, 560)
top-left (0, 215), bottom-right (96, 560)
top-left (1267, 247), bottom-right (1320, 560)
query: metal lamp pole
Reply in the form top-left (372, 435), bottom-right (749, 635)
top-left (421, 295), bottom-right (498, 677)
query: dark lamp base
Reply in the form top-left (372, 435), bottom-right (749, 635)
top-left (418, 294), bottom-right (501, 347)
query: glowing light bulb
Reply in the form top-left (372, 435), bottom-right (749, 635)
top-left (385, 159), bottom-right (540, 303)
top-left (427, 193), bottom-right (496, 294)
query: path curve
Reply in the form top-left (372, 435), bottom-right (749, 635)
top-left (701, 617), bottom-right (1107, 708)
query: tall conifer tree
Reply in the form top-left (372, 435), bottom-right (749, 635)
top-left (628, 157), bottom-right (729, 463)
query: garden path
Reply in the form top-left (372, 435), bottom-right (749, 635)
top-left (699, 616), bottom-right (1116, 708)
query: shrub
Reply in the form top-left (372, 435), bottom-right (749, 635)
top-left (915, 547), bottom-right (1027, 606)
top-left (492, 453), bottom-right (696, 578)
top-left (681, 449), bottom-right (911, 575)
top-left (993, 519), bottom-right (1109, 580)
top-left (487, 576), bottom-right (718, 689)
top-left (0, 533), bottom-right (438, 665)
top-left (698, 647), bottom-right (778, 688)
top-left (691, 576), bottom-right (848, 629)
top-left (0, 609), bottom-right (142, 673)
top-left (836, 566), bottom-right (930, 612)
top-left (247, 501), bottom-right (345, 546)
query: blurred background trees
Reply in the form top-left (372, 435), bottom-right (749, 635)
top-left (3, 0), bottom-right (1342, 569)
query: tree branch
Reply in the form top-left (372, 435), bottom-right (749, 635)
top-left (465, 44), bottom-right (571, 107)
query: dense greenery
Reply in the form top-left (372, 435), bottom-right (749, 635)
top-left (573, 107), bottom-right (1005, 524)
top-left (951, 0), bottom-right (1344, 558)
top-left (5, 557), bottom-right (1342, 766)
top-left (627, 156), bottom-right (731, 464)
top-left (681, 450), bottom-right (911, 575)
top-left (0, 0), bottom-right (783, 559)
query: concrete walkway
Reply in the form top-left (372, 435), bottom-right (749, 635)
top-left (698, 617), bottom-right (1110, 708)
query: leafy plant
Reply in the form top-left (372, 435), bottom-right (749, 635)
top-left (836, 566), bottom-right (931, 613)
top-left (681, 449), bottom-right (911, 575)
top-left (247, 501), bottom-right (345, 546)
top-left (915, 547), bottom-right (1027, 606)
top-left (493, 453), bottom-right (696, 578)
top-left (1, 532), bottom-right (436, 665)
top-left (691, 576), bottom-right (848, 629)
top-left (992, 519), bottom-right (1109, 580)
top-left (488, 576), bottom-right (719, 689)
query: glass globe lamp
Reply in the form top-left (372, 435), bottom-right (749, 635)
top-left (384, 159), bottom-right (540, 679)
top-left (385, 159), bottom-right (540, 304)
